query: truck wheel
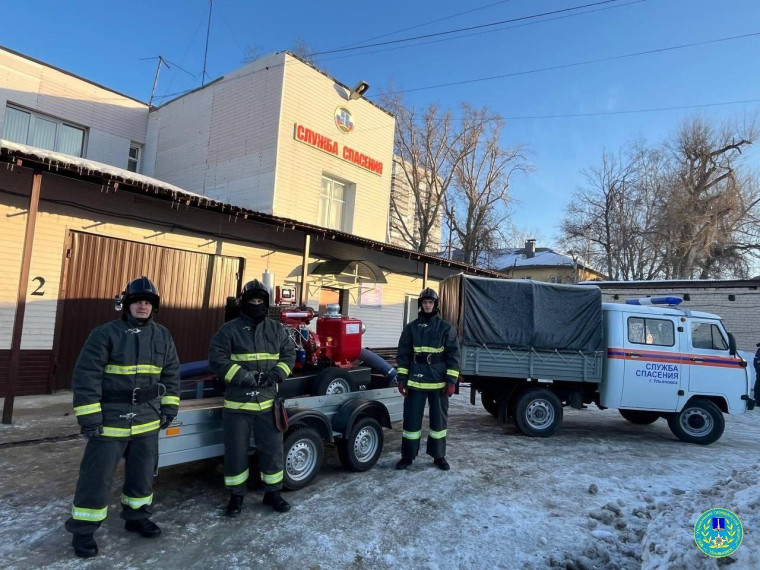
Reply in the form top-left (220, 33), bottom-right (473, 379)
top-left (514, 389), bottom-right (563, 437)
top-left (667, 398), bottom-right (725, 445)
top-left (338, 417), bottom-right (384, 472)
top-left (619, 409), bottom-right (660, 425)
top-left (313, 367), bottom-right (352, 396)
top-left (283, 427), bottom-right (324, 490)
top-left (481, 392), bottom-right (499, 417)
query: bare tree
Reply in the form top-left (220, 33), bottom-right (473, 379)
top-left (561, 150), bottom-right (636, 279)
top-left (242, 45), bottom-right (265, 64)
top-left (660, 117), bottom-right (759, 278)
top-left (242, 36), bottom-right (317, 66)
top-left (291, 35), bottom-right (316, 64)
top-left (561, 115), bottom-right (760, 281)
top-left (384, 99), bottom-right (464, 252)
top-left (446, 105), bottom-right (530, 265)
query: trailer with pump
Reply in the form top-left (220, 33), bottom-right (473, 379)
top-left (157, 301), bottom-right (402, 489)
top-left (439, 274), bottom-right (756, 444)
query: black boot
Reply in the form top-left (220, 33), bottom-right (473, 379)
top-left (226, 494), bottom-right (244, 517)
top-left (72, 534), bottom-right (98, 558)
top-left (396, 458), bottom-right (412, 470)
top-left (125, 518), bottom-right (162, 538)
top-left (434, 457), bottom-right (450, 471)
top-left (263, 491), bottom-right (291, 513)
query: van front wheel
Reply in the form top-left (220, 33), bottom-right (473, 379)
top-left (667, 399), bottom-right (724, 445)
top-left (514, 388), bottom-right (563, 437)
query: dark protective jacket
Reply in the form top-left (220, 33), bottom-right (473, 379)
top-left (208, 313), bottom-right (296, 413)
top-left (72, 314), bottom-right (180, 438)
top-left (396, 312), bottom-right (461, 390)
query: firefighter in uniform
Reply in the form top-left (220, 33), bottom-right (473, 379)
top-left (395, 287), bottom-right (460, 471)
top-left (65, 277), bottom-right (180, 558)
top-left (209, 279), bottom-right (296, 516)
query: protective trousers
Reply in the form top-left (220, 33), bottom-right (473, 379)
top-left (401, 388), bottom-right (449, 461)
top-left (65, 435), bottom-right (158, 536)
top-left (223, 409), bottom-right (284, 495)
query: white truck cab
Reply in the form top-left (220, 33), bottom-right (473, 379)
top-left (601, 299), bottom-right (754, 444)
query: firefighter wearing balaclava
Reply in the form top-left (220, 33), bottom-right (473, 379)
top-left (65, 277), bottom-right (180, 558)
top-left (209, 279), bottom-right (296, 516)
top-left (395, 287), bottom-right (461, 471)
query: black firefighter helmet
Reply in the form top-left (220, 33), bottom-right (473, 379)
top-left (121, 276), bottom-right (160, 313)
top-left (418, 287), bottom-right (439, 310)
top-left (240, 279), bottom-right (270, 307)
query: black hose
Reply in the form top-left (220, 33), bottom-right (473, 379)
top-left (360, 348), bottom-right (398, 383)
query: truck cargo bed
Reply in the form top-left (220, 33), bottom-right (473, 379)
top-left (460, 345), bottom-right (603, 383)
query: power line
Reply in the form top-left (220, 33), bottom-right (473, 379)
top-left (308, 0), bottom-right (627, 57)
top-left (380, 31), bottom-right (760, 96)
top-left (331, 0), bottom-right (516, 51)
top-left (318, 0), bottom-right (645, 64)
top-left (502, 98), bottom-right (760, 120)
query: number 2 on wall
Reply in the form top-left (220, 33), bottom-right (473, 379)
top-left (31, 276), bottom-right (45, 296)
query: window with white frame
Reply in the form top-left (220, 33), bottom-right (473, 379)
top-left (128, 143), bottom-right (142, 172)
top-left (3, 105), bottom-right (86, 157)
top-left (318, 175), bottom-right (350, 231)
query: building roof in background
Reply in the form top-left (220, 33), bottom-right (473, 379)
top-left (490, 248), bottom-right (582, 270)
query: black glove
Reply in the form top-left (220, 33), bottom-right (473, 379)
top-left (160, 414), bottom-right (176, 430)
top-left (240, 371), bottom-right (260, 387)
top-left (260, 370), bottom-right (279, 388)
top-left (81, 425), bottom-right (103, 439)
top-left (396, 373), bottom-right (408, 386)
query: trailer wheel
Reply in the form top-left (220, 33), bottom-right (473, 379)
top-left (283, 427), bottom-right (324, 490)
top-left (481, 392), bottom-right (499, 417)
top-left (338, 417), bottom-right (384, 472)
top-left (619, 409), bottom-right (660, 425)
top-left (514, 389), bottom-right (563, 437)
top-left (313, 367), bottom-right (352, 396)
top-left (667, 398), bottom-right (725, 445)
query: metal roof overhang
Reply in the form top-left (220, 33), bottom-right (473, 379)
top-left (0, 140), bottom-right (505, 282)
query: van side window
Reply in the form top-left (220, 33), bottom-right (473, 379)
top-left (691, 322), bottom-right (728, 350)
top-left (627, 317), bottom-right (675, 347)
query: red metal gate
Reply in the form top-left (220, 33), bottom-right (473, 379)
top-left (53, 232), bottom-right (243, 389)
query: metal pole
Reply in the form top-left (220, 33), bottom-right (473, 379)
top-left (3, 171), bottom-right (42, 424)
top-left (299, 234), bottom-right (311, 306)
top-left (201, 0), bottom-right (214, 86)
top-left (149, 56), bottom-right (169, 107)
top-left (422, 262), bottom-right (429, 290)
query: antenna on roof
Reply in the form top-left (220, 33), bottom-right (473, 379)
top-left (201, 0), bottom-right (214, 86)
top-left (148, 56), bottom-right (169, 107)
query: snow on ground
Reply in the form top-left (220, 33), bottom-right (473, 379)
top-left (1, 391), bottom-right (758, 569)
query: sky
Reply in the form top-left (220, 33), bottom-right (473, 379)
top-left (4, 0), bottom-right (760, 249)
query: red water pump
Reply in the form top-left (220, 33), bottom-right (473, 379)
top-left (279, 305), bottom-right (363, 370)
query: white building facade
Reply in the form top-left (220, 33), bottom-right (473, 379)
top-left (145, 52), bottom-right (394, 243)
top-left (0, 47), bottom-right (148, 170)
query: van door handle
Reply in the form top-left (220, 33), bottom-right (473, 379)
top-left (625, 353), bottom-right (641, 358)
top-left (690, 357), bottom-right (704, 363)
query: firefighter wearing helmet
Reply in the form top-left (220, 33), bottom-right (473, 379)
top-left (395, 287), bottom-right (461, 471)
top-left (208, 279), bottom-right (296, 516)
top-left (65, 277), bottom-right (180, 558)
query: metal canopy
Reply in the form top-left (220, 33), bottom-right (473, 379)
top-left (309, 259), bottom-right (388, 284)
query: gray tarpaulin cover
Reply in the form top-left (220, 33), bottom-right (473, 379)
top-left (439, 274), bottom-right (603, 353)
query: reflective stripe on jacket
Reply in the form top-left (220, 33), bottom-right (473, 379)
top-left (71, 314), bottom-right (181, 438)
top-left (208, 314), bottom-right (296, 412)
top-left (396, 313), bottom-right (461, 389)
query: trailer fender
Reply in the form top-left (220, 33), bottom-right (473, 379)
top-left (332, 399), bottom-right (391, 436)
top-left (286, 409), bottom-right (333, 443)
